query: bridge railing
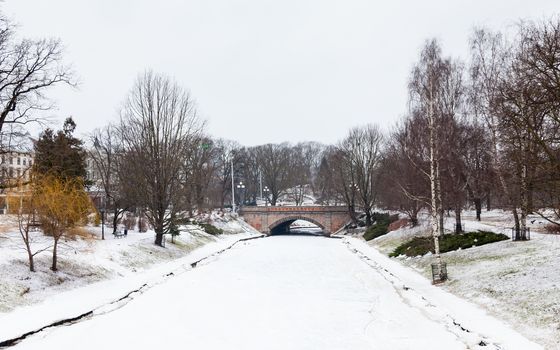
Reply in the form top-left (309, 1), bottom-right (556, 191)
top-left (239, 206), bottom-right (349, 213)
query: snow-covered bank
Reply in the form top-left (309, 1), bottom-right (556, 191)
top-left (0, 213), bottom-right (262, 343)
top-left (345, 237), bottom-right (542, 350)
top-left (364, 210), bottom-right (560, 349)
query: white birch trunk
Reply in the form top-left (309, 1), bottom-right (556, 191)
top-left (428, 97), bottom-right (442, 265)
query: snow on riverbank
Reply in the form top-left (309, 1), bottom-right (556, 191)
top-left (344, 237), bottom-right (542, 350)
top-left (364, 210), bottom-right (560, 349)
top-left (0, 213), bottom-right (259, 315)
top-left (0, 214), bottom-right (262, 344)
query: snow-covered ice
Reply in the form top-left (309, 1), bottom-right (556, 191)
top-left (8, 235), bottom-right (540, 350)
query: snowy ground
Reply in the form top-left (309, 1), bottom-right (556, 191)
top-left (0, 212), bottom-right (256, 314)
top-left (5, 235), bottom-right (540, 350)
top-left (366, 210), bottom-right (560, 349)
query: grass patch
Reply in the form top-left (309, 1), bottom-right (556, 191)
top-left (363, 212), bottom-right (399, 241)
top-left (199, 223), bottom-right (223, 236)
top-left (389, 230), bottom-right (509, 257)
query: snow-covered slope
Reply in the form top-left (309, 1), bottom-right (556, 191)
top-left (0, 213), bottom-right (259, 314)
top-left (366, 210), bottom-right (560, 349)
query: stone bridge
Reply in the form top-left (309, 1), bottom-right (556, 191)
top-left (239, 206), bottom-right (351, 236)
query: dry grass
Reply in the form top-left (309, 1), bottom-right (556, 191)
top-left (67, 226), bottom-right (97, 241)
top-left (0, 214), bottom-right (20, 234)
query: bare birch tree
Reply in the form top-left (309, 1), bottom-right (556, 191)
top-left (469, 28), bottom-right (526, 236)
top-left (408, 39), bottom-right (449, 274)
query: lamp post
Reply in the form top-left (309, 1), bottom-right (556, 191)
top-left (263, 186), bottom-right (270, 207)
top-left (236, 181), bottom-right (246, 208)
top-left (259, 168), bottom-right (263, 202)
top-left (231, 159), bottom-right (236, 213)
top-left (100, 195), bottom-right (106, 240)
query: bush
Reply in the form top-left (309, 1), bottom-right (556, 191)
top-left (200, 223), bottom-right (223, 235)
top-left (389, 231), bottom-right (509, 257)
top-left (93, 212), bottom-right (101, 227)
top-left (363, 212), bottom-right (399, 241)
top-left (544, 224), bottom-right (560, 235)
top-left (176, 217), bottom-right (196, 226)
top-left (363, 224), bottom-right (388, 241)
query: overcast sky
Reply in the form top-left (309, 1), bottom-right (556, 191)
top-left (3, 1), bottom-right (560, 146)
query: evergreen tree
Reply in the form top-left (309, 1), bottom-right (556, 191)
top-left (34, 117), bottom-right (88, 181)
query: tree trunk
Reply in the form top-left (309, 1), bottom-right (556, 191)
top-left (25, 240), bottom-right (35, 272)
top-left (154, 232), bottom-right (164, 246)
top-left (348, 203), bottom-right (357, 224)
top-left (454, 206), bottom-right (463, 234)
top-left (410, 216), bottom-right (418, 227)
top-left (439, 207), bottom-right (445, 236)
top-left (154, 213), bottom-right (165, 246)
top-left (486, 192), bottom-right (491, 211)
top-left (51, 238), bottom-right (59, 271)
top-left (408, 201), bottom-right (419, 227)
top-left (474, 198), bottom-right (482, 221)
top-left (428, 98), bottom-right (443, 271)
top-left (112, 209), bottom-right (119, 234)
top-left (365, 208), bottom-right (372, 227)
top-left (28, 253), bottom-right (35, 272)
top-left (513, 207), bottom-right (520, 239)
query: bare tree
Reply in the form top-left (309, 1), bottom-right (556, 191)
top-left (469, 28), bottom-right (526, 236)
top-left (119, 71), bottom-right (203, 246)
top-left (212, 139), bottom-right (240, 209)
top-left (315, 147), bottom-right (342, 205)
top-left (8, 183), bottom-right (49, 272)
top-left (338, 125), bottom-right (384, 226)
top-left (506, 19), bottom-right (560, 228)
top-left (328, 146), bottom-right (360, 223)
top-left (408, 39), bottom-right (451, 274)
top-left (183, 135), bottom-right (219, 213)
top-left (0, 16), bottom-right (74, 140)
top-left (89, 124), bottom-right (134, 237)
top-left (380, 121), bottom-right (430, 227)
top-left (254, 143), bottom-right (292, 205)
top-left (285, 142), bottom-right (323, 206)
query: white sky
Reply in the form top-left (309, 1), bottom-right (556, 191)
top-left (3, 1), bottom-right (560, 145)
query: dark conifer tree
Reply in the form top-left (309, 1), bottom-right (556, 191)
top-left (33, 117), bottom-right (88, 181)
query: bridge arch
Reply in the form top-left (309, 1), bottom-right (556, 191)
top-left (239, 206), bottom-right (351, 236)
top-left (268, 216), bottom-right (326, 235)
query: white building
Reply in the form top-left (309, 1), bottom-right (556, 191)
top-left (0, 151), bottom-right (34, 182)
top-left (0, 136), bottom-right (36, 214)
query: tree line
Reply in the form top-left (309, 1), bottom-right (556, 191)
top-left (2, 7), bottom-right (560, 273)
top-left (380, 19), bottom-right (560, 238)
top-left (74, 16), bottom-right (560, 250)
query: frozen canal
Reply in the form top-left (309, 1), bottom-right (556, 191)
top-left (14, 236), bottom-right (473, 350)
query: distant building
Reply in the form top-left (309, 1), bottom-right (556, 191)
top-left (0, 151), bottom-right (34, 182)
top-left (0, 136), bottom-right (36, 214)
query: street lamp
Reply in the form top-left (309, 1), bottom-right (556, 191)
top-left (263, 186), bottom-right (270, 207)
top-left (100, 195), bottom-right (106, 240)
top-left (236, 182), bottom-right (246, 208)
